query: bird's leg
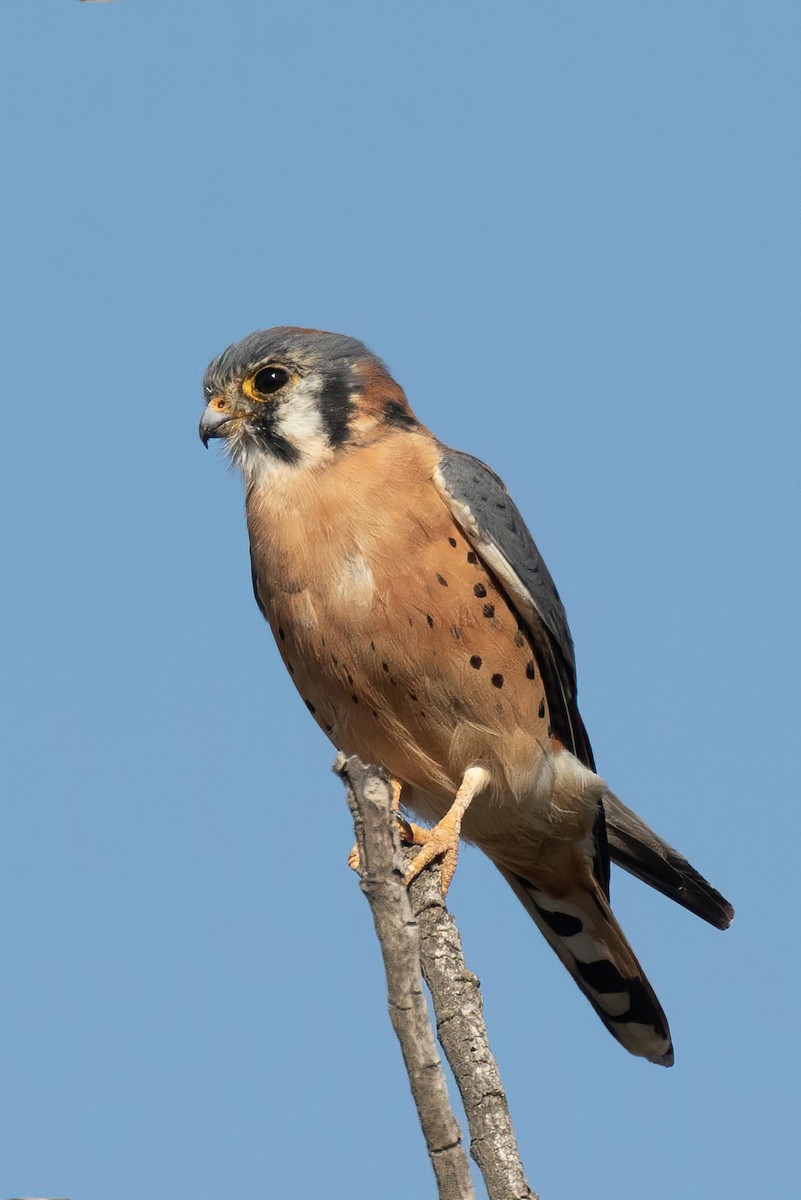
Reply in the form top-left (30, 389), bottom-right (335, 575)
top-left (403, 765), bottom-right (491, 896)
top-left (348, 777), bottom-right (407, 870)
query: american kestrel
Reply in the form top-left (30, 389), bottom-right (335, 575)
top-left (199, 327), bottom-right (732, 1066)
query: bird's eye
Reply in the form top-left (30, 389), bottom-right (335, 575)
top-left (250, 366), bottom-right (290, 398)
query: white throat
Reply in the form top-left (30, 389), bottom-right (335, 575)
top-left (226, 377), bottom-right (335, 488)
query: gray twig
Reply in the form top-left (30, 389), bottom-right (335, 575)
top-left (407, 855), bottom-right (537, 1200)
top-left (338, 756), bottom-right (536, 1200)
top-left (337, 755), bottom-right (476, 1200)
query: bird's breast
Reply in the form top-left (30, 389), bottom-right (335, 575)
top-left (246, 433), bottom-right (554, 800)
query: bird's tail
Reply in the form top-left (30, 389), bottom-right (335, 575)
top-left (495, 864), bottom-right (674, 1066)
top-left (602, 791), bottom-right (734, 930)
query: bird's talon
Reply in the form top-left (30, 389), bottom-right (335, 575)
top-left (347, 813), bottom-right (425, 873)
top-left (403, 820), bottom-right (461, 895)
top-left (398, 818), bottom-right (430, 847)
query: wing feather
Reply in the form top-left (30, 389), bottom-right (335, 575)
top-left (434, 446), bottom-right (595, 769)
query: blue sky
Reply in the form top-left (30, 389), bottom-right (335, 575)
top-left (1, 3), bottom-right (799, 1197)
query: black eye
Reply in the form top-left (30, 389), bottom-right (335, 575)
top-left (251, 366), bottom-right (290, 397)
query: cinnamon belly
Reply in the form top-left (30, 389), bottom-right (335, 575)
top-left (258, 504), bottom-right (552, 802)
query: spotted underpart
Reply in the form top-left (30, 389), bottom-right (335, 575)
top-left (436, 448), bottom-right (595, 770)
top-left (250, 429), bottom-right (554, 820)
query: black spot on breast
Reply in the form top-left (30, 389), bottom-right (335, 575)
top-left (370, 640), bottom-right (375, 651)
top-left (538, 699), bottom-right (546, 719)
top-left (467, 552), bottom-right (478, 564)
top-left (547, 724), bottom-right (552, 737)
top-left (448, 537), bottom-right (457, 547)
top-left (347, 672), bottom-right (354, 686)
top-left (372, 709), bottom-right (379, 719)
top-left (491, 673), bottom-right (504, 689)
top-left (470, 655), bottom-right (482, 669)
top-left (325, 724), bottom-right (333, 734)
top-left (382, 661), bottom-right (389, 672)
top-left (426, 614), bottom-right (434, 628)
top-left (352, 694), bottom-right (359, 704)
top-left (332, 654), bottom-right (339, 667)
top-left (526, 661), bottom-right (536, 680)
top-left (278, 627), bottom-right (286, 641)
top-left (482, 603), bottom-right (495, 618)
top-left (437, 573), bottom-right (448, 587)
top-left (409, 692), bottom-right (417, 702)
top-left (287, 663), bottom-right (295, 675)
top-left (305, 700), bottom-right (316, 714)
top-left (473, 583), bottom-right (487, 598)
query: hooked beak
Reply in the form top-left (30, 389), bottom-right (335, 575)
top-left (199, 401), bottom-right (236, 448)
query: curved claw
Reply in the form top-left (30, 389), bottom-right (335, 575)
top-left (350, 767), bottom-right (488, 898)
top-left (347, 808), bottom-right (424, 873)
top-left (403, 816), bottom-right (462, 895)
top-left (402, 765), bottom-right (491, 896)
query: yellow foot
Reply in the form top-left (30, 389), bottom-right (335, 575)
top-left (347, 814), bottom-right (428, 871)
top-left (402, 765), bottom-right (491, 897)
top-left (403, 814), bottom-right (461, 895)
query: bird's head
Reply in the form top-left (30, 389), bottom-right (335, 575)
top-left (199, 327), bottom-right (418, 482)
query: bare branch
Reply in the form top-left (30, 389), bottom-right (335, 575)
top-left (337, 755), bottom-right (476, 1200)
top-left (407, 859), bottom-right (537, 1200)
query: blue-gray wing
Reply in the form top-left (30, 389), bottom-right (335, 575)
top-left (435, 447), bottom-right (595, 770)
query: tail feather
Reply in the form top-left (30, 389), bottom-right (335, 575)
top-left (602, 792), bottom-right (734, 930)
top-left (496, 865), bottom-right (674, 1066)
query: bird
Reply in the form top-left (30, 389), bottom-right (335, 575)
top-left (199, 326), bottom-right (733, 1066)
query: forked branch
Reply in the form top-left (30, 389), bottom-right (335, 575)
top-left (338, 756), bottom-right (535, 1200)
